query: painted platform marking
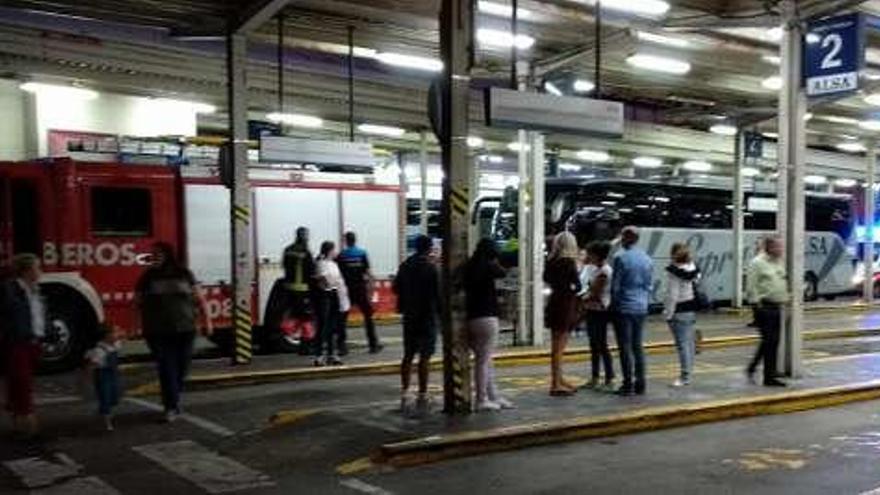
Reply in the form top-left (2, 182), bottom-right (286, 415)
top-left (132, 440), bottom-right (274, 494)
top-left (125, 398), bottom-right (235, 437)
top-left (340, 477), bottom-right (395, 495)
top-left (3, 453), bottom-right (82, 489)
top-left (31, 476), bottom-right (120, 495)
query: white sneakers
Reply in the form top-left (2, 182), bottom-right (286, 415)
top-left (671, 378), bottom-right (691, 388)
top-left (475, 397), bottom-right (515, 412)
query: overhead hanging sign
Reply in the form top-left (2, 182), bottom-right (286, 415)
top-left (803, 12), bottom-right (865, 98)
top-left (485, 87), bottom-right (624, 137)
top-left (259, 137), bottom-right (374, 167)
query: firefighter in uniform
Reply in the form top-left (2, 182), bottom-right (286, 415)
top-left (265, 227), bottom-right (316, 353)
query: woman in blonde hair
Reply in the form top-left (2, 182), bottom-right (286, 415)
top-left (544, 231), bottom-right (582, 396)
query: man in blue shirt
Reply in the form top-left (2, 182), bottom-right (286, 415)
top-left (337, 232), bottom-right (383, 354)
top-left (610, 226), bottom-right (653, 396)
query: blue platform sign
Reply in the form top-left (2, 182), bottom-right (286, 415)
top-left (744, 131), bottom-right (763, 159)
top-left (804, 13), bottom-right (865, 97)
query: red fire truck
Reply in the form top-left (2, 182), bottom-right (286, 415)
top-left (0, 158), bottom-right (404, 371)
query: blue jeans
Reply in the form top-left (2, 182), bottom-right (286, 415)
top-left (146, 333), bottom-right (195, 413)
top-left (614, 313), bottom-right (646, 391)
top-left (668, 312), bottom-right (696, 381)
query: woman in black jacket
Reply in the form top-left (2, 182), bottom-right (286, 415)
top-left (465, 239), bottom-right (514, 412)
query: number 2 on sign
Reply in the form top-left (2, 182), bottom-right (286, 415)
top-left (821, 33), bottom-right (843, 70)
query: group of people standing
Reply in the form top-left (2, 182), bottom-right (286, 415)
top-left (276, 227), bottom-right (384, 367)
top-left (545, 227), bottom-right (789, 398)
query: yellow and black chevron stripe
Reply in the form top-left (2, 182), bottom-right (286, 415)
top-left (450, 352), bottom-right (470, 412)
top-left (450, 187), bottom-right (468, 218)
top-left (234, 303), bottom-right (252, 364)
top-left (233, 205), bottom-right (250, 225)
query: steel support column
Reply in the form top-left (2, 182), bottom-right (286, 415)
top-left (733, 129), bottom-right (745, 308)
top-left (529, 131), bottom-right (545, 347)
top-left (439, 0), bottom-right (473, 414)
top-left (778, 1), bottom-right (805, 377)
top-left (227, 33), bottom-right (254, 365)
top-left (864, 143), bottom-right (876, 302)
top-left (516, 62), bottom-right (532, 347)
top-left (419, 130), bottom-right (429, 235)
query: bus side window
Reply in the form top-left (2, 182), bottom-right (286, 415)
top-left (11, 180), bottom-right (41, 255)
top-left (91, 187), bottom-right (153, 237)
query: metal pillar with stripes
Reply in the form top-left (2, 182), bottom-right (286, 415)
top-left (227, 33), bottom-right (254, 365)
top-left (439, 0), bottom-right (473, 414)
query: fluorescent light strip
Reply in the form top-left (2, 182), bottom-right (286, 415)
top-left (837, 142), bottom-right (867, 153)
top-left (626, 54), bottom-right (691, 75)
top-left (375, 52), bottom-right (443, 72)
top-left (478, 1), bottom-right (532, 19)
top-left (632, 156), bottom-right (663, 168)
top-left (576, 149), bottom-right (611, 162)
top-left (477, 28), bottom-right (535, 49)
top-left (741, 167), bottom-right (761, 177)
top-left (859, 120), bottom-right (880, 131)
top-left (467, 136), bottom-right (485, 148)
top-left (544, 81), bottom-right (563, 96)
top-left (19, 82), bottom-right (98, 100)
top-left (636, 31), bottom-right (689, 48)
top-left (358, 123), bottom-right (406, 137)
top-left (834, 178), bottom-right (857, 188)
top-left (762, 76), bottom-right (783, 91)
top-left (266, 112), bottom-right (323, 128)
top-left (682, 160), bottom-right (712, 172)
top-left (155, 98), bottom-right (216, 114)
top-left (573, 79), bottom-right (595, 93)
top-left (709, 124), bottom-right (737, 136)
top-left (804, 175), bottom-right (827, 185)
top-left (762, 55), bottom-right (781, 65)
top-left (586, 0), bottom-right (670, 16)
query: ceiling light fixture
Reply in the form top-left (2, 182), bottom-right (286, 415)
top-left (834, 178), bottom-right (858, 188)
top-left (19, 81), bottom-right (98, 100)
top-left (804, 175), bottom-right (828, 185)
top-left (544, 81), bottom-right (563, 96)
top-left (836, 142), bottom-right (867, 153)
top-left (507, 141), bottom-right (531, 152)
top-left (822, 115), bottom-right (860, 125)
top-left (741, 167), bottom-right (761, 177)
top-left (573, 79), bottom-right (595, 93)
top-left (636, 31), bottom-right (689, 48)
top-left (576, 149), bottom-right (611, 162)
top-left (375, 52), bottom-right (443, 72)
top-left (632, 156), bottom-right (664, 168)
top-left (477, 28), bottom-right (535, 50)
top-left (467, 136), bottom-right (485, 148)
top-left (709, 124), bottom-right (737, 136)
top-left (626, 53), bottom-right (691, 75)
top-left (589, 0), bottom-right (670, 16)
top-left (762, 55), bottom-right (781, 65)
top-left (265, 112), bottom-right (323, 128)
top-left (358, 123), bottom-right (406, 137)
top-left (765, 26), bottom-right (784, 41)
top-left (478, 1), bottom-right (532, 19)
top-left (859, 120), bottom-right (880, 131)
top-left (762, 75), bottom-right (783, 91)
top-left (682, 160), bottom-right (712, 172)
top-left (559, 163), bottom-right (583, 172)
top-left (865, 93), bottom-right (880, 106)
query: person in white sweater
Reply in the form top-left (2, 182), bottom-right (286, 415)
top-left (663, 243), bottom-right (701, 387)
top-left (314, 241), bottom-right (351, 366)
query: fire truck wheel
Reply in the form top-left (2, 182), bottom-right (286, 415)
top-left (40, 292), bottom-right (95, 373)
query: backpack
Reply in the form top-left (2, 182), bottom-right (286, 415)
top-left (692, 278), bottom-right (712, 311)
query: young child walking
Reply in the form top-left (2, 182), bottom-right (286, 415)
top-left (84, 327), bottom-right (122, 431)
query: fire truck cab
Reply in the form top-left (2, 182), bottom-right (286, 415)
top-left (0, 158), bottom-right (403, 371)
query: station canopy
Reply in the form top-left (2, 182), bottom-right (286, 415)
top-left (4, 0), bottom-right (880, 181)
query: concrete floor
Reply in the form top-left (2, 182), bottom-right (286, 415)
top-left (6, 308), bottom-right (880, 494)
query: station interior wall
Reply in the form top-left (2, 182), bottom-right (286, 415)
top-left (0, 78), bottom-right (198, 159)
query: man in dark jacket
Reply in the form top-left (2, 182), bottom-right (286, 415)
top-left (273, 227), bottom-right (316, 353)
top-left (0, 253), bottom-right (45, 436)
top-left (393, 235), bottom-right (440, 413)
top-left (337, 232), bottom-right (382, 355)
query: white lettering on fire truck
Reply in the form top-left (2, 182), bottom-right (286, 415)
top-left (204, 298), bottom-right (233, 321)
top-left (43, 242), bottom-right (149, 267)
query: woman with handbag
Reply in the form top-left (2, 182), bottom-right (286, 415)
top-left (663, 243), bottom-right (701, 387)
top-left (581, 241), bottom-right (615, 391)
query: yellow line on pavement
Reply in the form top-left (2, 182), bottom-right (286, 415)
top-left (122, 327), bottom-right (880, 397)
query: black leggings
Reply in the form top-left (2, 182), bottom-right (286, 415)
top-left (315, 290), bottom-right (340, 358)
top-left (586, 311), bottom-right (615, 381)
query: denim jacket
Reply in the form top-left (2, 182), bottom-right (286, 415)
top-left (610, 247), bottom-right (653, 315)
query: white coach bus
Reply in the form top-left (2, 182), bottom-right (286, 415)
top-left (495, 178), bottom-right (857, 304)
